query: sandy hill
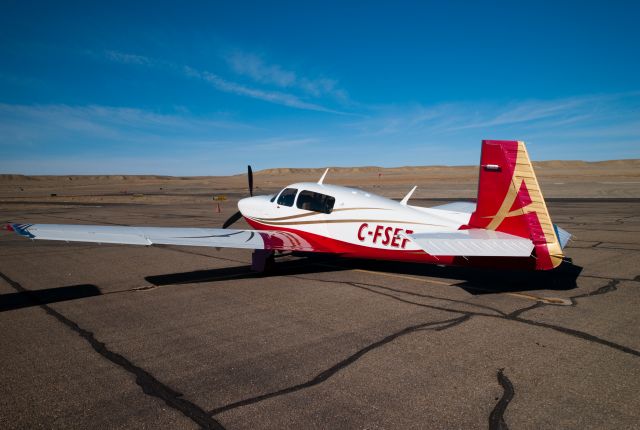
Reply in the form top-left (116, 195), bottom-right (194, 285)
top-left (2, 159), bottom-right (638, 183)
top-left (1, 159), bottom-right (638, 199)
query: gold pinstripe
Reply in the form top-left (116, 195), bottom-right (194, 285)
top-left (253, 207), bottom-right (391, 222)
top-left (248, 217), bottom-right (444, 227)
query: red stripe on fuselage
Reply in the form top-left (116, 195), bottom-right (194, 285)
top-left (246, 216), bottom-right (439, 263)
top-left (245, 217), bottom-right (536, 270)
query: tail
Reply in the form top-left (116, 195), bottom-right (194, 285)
top-left (467, 140), bottom-right (567, 270)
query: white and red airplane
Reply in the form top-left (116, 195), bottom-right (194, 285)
top-left (6, 140), bottom-right (571, 271)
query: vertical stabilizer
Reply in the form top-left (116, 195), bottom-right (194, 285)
top-left (467, 140), bottom-right (564, 270)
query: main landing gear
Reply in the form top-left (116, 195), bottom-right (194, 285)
top-left (251, 249), bottom-right (275, 273)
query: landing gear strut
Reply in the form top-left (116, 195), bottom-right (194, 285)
top-left (251, 249), bottom-right (275, 273)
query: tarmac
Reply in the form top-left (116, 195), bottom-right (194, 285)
top-left (1, 196), bottom-right (639, 429)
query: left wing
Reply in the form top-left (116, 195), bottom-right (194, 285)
top-left (5, 223), bottom-right (314, 252)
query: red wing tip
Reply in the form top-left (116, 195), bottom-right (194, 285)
top-left (3, 224), bottom-right (14, 231)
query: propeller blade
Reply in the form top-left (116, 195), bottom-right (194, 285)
top-left (222, 165), bottom-right (252, 228)
top-left (222, 211), bottom-right (243, 229)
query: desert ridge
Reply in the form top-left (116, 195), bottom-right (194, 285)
top-left (1, 159), bottom-right (639, 202)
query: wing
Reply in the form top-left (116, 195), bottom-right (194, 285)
top-left (404, 229), bottom-right (534, 257)
top-left (5, 223), bottom-right (315, 252)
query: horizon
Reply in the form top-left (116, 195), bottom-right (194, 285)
top-left (1, 2), bottom-right (639, 175)
top-left (2, 157), bottom-right (638, 179)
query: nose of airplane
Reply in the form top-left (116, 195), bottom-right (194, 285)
top-left (237, 196), bottom-right (251, 215)
top-left (238, 195), bottom-right (271, 217)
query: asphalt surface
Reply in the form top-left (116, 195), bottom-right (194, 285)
top-left (1, 198), bottom-right (639, 429)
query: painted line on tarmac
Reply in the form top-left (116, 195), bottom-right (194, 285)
top-left (505, 292), bottom-right (572, 305)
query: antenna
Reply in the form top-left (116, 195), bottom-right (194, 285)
top-left (318, 168), bottom-right (329, 184)
top-left (400, 185), bottom-right (417, 205)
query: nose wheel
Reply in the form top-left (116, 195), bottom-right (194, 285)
top-left (251, 249), bottom-right (275, 273)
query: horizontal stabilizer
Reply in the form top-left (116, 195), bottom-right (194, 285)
top-left (429, 202), bottom-right (477, 213)
top-left (554, 225), bottom-right (572, 249)
top-left (406, 229), bottom-right (534, 257)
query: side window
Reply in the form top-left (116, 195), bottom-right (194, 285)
top-left (276, 188), bottom-right (298, 207)
top-left (296, 190), bottom-right (335, 214)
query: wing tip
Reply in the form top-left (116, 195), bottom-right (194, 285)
top-left (5, 223), bottom-right (35, 238)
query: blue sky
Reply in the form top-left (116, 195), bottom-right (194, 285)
top-left (1, 1), bottom-right (639, 175)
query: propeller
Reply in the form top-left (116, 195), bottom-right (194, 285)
top-left (222, 211), bottom-right (243, 229)
top-left (222, 165), bottom-right (253, 229)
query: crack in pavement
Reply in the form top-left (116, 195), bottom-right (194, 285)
top-left (0, 271), bottom-right (226, 430)
top-left (568, 227), bottom-right (640, 233)
top-left (207, 264), bottom-right (620, 419)
top-left (364, 275), bottom-right (639, 358)
top-left (571, 278), bottom-right (620, 303)
top-left (506, 302), bottom-right (543, 319)
top-left (208, 314), bottom-right (471, 416)
top-left (566, 241), bottom-right (640, 252)
top-left (292, 275), bottom-right (506, 317)
top-left (508, 277), bottom-right (622, 318)
top-left (509, 315), bottom-right (640, 356)
top-left (593, 246), bottom-right (640, 252)
top-left (489, 368), bottom-right (514, 430)
top-left (290, 274), bottom-right (640, 359)
top-left (582, 274), bottom-right (637, 282)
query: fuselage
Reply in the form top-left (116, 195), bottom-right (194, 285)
top-left (238, 182), bottom-right (475, 264)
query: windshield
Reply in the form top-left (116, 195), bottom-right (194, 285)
top-left (276, 188), bottom-right (298, 207)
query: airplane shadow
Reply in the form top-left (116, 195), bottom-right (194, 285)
top-left (346, 258), bottom-right (583, 294)
top-left (145, 257), bottom-right (348, 286)
top-left (0, 284), bottom-right (101, 312)
top-left (145, 255), bottom-right (583, 295)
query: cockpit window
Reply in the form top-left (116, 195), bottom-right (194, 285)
top-left (276, 188), bottom-right (298, 207)
top-left (296, 190), bottom-right (335, 214)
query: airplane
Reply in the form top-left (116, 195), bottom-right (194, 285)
top-left (5, 140), bottom-right (571, 272)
